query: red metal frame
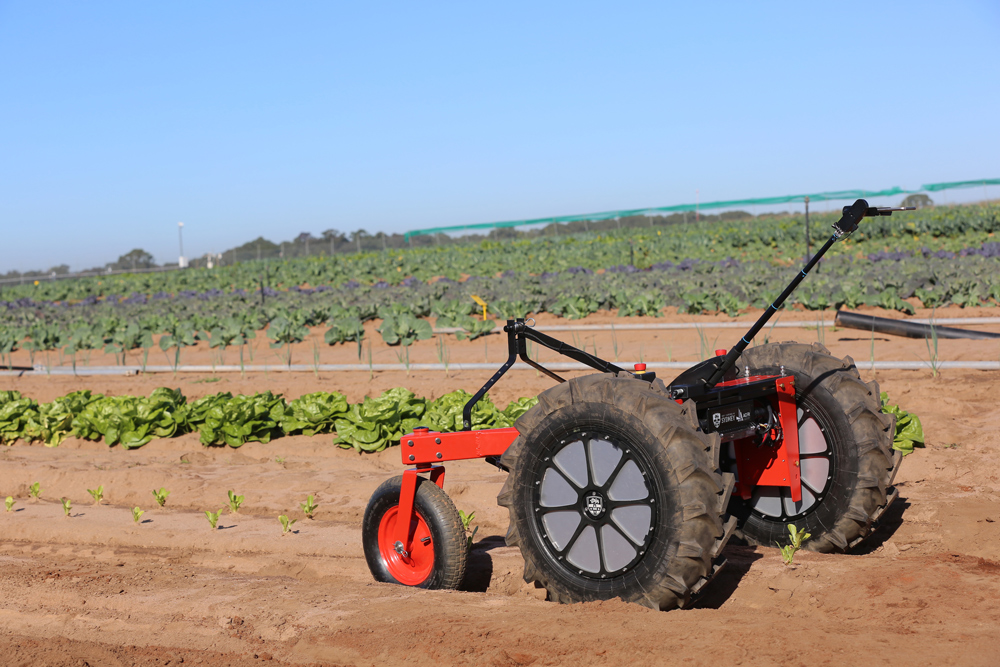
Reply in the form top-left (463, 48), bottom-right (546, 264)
top-left (733, 377), bottom-right (802, 502)
top-left (394, 428), bottom-right (519, 551)
top-left (391, 376), bottom-right (805, 551)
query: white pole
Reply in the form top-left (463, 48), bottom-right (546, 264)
top-left (178, 222), bottom-right (187, 268)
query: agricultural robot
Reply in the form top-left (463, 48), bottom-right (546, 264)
top-left (363, 199), bottom-right (912, 609)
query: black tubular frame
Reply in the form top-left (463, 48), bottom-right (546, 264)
top-left (461, 319), bottom-right (626, 430)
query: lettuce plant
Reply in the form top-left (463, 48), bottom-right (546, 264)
top-left (280, 392), bottom-right (349, 436)
top-left (87, 485), bottom-right (104, 505)
top-left (881, 392), bottom-right (925, 455)
top-left (152, 487), bottom-right (170, 507)
top-left (4, 496), bottom-right (13, 512)
top-left (61, 497), bottom-right (72, 517)
top-left (195, 392), bottom-right (287, 447)
top-left (778, 524), bottom-right (810, 565)
top-left (29, 482), bottom-right (41, 499)
top-left (205, 508), bottom-right (223, 530)
top-left (279, 514), bottom-right (297, 535)
top-left (300, 495), bottom-right (318, 519)
top-left (132, 507), bottom-right (145, 524)
top-left (227, 490), bottom-right (244, 514)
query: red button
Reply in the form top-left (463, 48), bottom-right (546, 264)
top-left (715, 349), bottom-right (727, 356)
top-left (634, 363), bottom-right (647, 372)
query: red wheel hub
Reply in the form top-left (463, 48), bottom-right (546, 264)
top-left (377, 506), bottom-right (434, 585)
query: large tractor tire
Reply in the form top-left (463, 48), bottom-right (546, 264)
top-left (497, 374), bottom-right (735, 610)
top-left (729, 342), bottom-right (900, 552)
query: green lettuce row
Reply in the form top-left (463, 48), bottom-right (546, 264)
top-left (0, 387), bottom-right (922, 455)
top-left (0, 387), bottom-right (538, 452)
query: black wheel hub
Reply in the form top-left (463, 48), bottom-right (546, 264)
top-left (582, 491), bottom-right (606, 519)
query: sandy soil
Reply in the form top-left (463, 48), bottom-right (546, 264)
top-left (2, 316), bottom-right (1000, 666)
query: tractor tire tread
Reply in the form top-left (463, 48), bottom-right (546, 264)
top-left (733, 342), bottom-right (898, 553)
top-left (498, 374), bottom-right (733, 611)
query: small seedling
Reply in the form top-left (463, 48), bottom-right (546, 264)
top-left (29, 482), bottom-right (42, 499)
top-left (777, 523), bottom-right (811, 565)
top-left (275, 456), bottom-right (286, 464)
top-left (205, 508), bottom-right (223, 529)
top-left (279, 514), bottom-right (297, 535)
top-left (4, 496), bottom-right (13, 513)
top-left (132, 506), bottom-right (145, 524)
top-left (300, 495), bottom-right (318, 519)
top-left (87, 485), bottom-right (104, 506)
top-left (152, 487), bottom-right (170, 507)
top-left (61, 497), bottom-right (72, 517)
top-left (459, 509), bottom-right (479, 552)
top-left (227, 490), bottom-right (245, 514)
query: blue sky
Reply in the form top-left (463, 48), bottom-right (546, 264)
top-left (2, 1), bottom-right (998, 272)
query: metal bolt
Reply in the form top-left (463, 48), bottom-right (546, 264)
top-left (407, 440), bottom-right (413, 447)
top-left (435, 437), bottom-right (441, 445)
top-left (436, 452), bottom-right (442, 459)
top-left (408, 454), bottom-right (415, 461)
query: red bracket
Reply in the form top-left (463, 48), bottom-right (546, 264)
top-left (734, 377), bottom-right (802, 502)
top-left (395, 465), bottom-right (447, 552)
top-left (400, 427), bottom-right (519, 466)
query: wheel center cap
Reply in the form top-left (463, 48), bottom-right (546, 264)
top-left (583, 491), bottom-right (606, 519)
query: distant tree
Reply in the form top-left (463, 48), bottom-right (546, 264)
top-left (48, 264), bottom-right (70, 275)
top-left (902, 194), bottom-right (934, 209)
top-left (110, 249), bottom-right (155, 271)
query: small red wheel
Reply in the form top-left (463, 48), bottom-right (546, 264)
top-left (363, 475), bottom-right (467, 590)
top-left (376, 506), bottom-right (435, 585)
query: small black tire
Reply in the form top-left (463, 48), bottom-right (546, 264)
top-left (498, 373), bottom-right (735, 610)
top-left (729, 342), bottom-right (899, 552)
top-left (363, 475), bottom-right (467, 590)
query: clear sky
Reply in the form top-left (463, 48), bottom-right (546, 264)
top-left (2, 1), bottom-right (998, 272)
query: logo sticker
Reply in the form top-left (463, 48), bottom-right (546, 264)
top-left (712, 412), bottom-right (722, 428)
top-left (585, 493), bottom-right (604, 518)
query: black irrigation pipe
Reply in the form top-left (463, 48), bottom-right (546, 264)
top-left (835, 311), bottom-right (1000, 340)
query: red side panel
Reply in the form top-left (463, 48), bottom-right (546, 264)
top-left (734, 377), bottom-right (802, 502)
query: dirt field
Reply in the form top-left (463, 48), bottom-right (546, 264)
top-left (2, 310), bottom-right (1000, 666)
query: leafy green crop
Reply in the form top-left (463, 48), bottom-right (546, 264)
top-left (778, 524), bottom-right (810, 565)
top-left (132, 507), bottom-right (145, 524)
top-left (61, 497), bottom-right (72, 517)
top-left (4, 496), bottom-right (13, 512)
top-left (25, 390), bottom-right (103, 446)
top-left (195, 392), bottom-right (287, 447)
top-left (452, 316), bottom-right (496, 341)
top-left (0, 391), bottom-right (38, 445)
top-left (881, 392), bottom-right (925, 455)
top-left (87, 485), bottom-right (104, 505)
top-left (227, 490), bottom-right (244, 514)
top-left (152, 487), bottom-right (170, 507)
top-left (300, 495), bottom-right (318, 519)
top-left (333, 387), bottom-right (426, 452)
top-left (29, 482), bottom-right (41, 499)
top-left (205, 508), bottom-right (222, 529)
top-left (281, 391), bottom-right (349, 436)
top-left (378, 313), bottom-right (432, 346)
top-left (72, 388), bottom-right (188, 449)
top-left (279, 514), bottom-right (297, 535)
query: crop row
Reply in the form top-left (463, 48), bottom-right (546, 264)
top-left (4, 203), bottom-right (998, 305)
top-left (0, 388), bottom-right (537, 452)
top-left (3, 243), bottom-right (1000, 368)
top-left (0, 387), bottom-right (925, 458)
